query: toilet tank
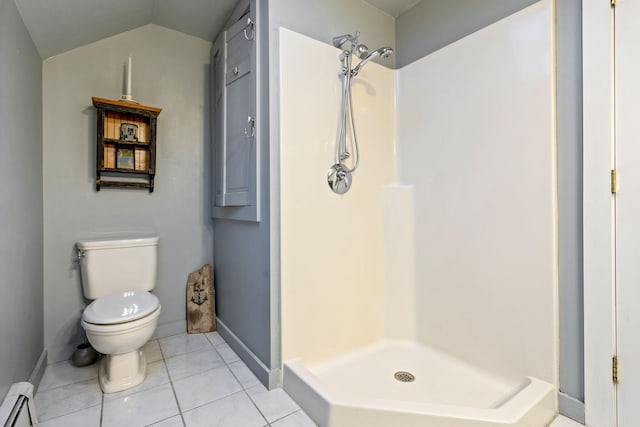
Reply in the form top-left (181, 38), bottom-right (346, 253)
top-left (77, 236), bottom-right (159, 299)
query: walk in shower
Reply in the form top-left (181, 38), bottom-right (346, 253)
top-left (275, 1), bottom-right (557, 426)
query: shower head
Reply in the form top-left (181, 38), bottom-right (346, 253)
top-left (332, 34), bottom-right (355, 48)
top-left (332, 33), bottom-right (369, 59)
top-left (351, 47), bottom-right (394, 76)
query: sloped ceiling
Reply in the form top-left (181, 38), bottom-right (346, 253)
top-left (14, 0), bottom-right (419, 60)
top-left (364, 0), bottom-right (422, 17)
top-left (14, 0), bottom-right (237, 59)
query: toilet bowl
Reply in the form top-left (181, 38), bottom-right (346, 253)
top-left (77, 236), bottom-right (160, 394)
top-left (81, 291), bottom-right (161, 393)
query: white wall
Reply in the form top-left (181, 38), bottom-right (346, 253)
top-left (397, 1), bottom-right (557, 385)
top-left (0, 0), bottom-right (43, 399)
top-left (43, 24), bottom-right (213, 362)
top-left (268, 0), bottom-right (396, 371)
top-left (278, 29), bottom-right (396, 365)
top-left (383, 185), bottom-right (416, 340)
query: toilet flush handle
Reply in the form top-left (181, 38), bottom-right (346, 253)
top-left (77, 249), bottom-right (86, 260)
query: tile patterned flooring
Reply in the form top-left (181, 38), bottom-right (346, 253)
top-left (33, 331), bottom-right (581, 427)
top-left (35, 332), bottom-right (316, 427)
top-left (550, 416), bottom-right (584, 427)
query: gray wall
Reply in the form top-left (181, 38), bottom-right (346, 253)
top-left (42, 25), bottom-right (213, 363)
top-left (556, 0), bottom-right (584, 421)
top-left (395, 0), bottom-right (539, 67)
top-left (0, 0), bottom-right (44, 400)
top-left (213, 0), bottom-right (273, 376)
top-left (268, 0), bottom-right (396, 66)
top-left (395, 0), bottom-right (585, 419)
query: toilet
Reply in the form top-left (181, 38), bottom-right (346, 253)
top-left (77, 236), bottom-right (161, 394)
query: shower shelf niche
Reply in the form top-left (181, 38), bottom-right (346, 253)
top-left (92, 97), bottom-right (161, 192)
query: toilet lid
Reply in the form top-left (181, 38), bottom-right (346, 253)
top-left (83, 291), bottom-right (160, 325)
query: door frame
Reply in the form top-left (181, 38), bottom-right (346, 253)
top-left (583, 0), bottom-right (617, 426)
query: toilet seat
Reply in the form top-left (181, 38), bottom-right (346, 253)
top-left (83, 291), bottom-right (160, 325)
top-left (81, 306), bottom-right (161, 335)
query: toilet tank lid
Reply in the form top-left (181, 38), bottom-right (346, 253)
top-left (83, 291), bottom-right (160, 325)
top-left (77, 236), bottom-right (159, 250)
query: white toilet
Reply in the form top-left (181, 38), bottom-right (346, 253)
top-left (77, 236), bottom-right (161, 394)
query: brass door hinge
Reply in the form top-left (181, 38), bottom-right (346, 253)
top-left (611, 0), bottom-right (616, 7)
top-left (613, 356), bottom-right (619, 383)
top-left (612, 169), bottom-right (618, 194)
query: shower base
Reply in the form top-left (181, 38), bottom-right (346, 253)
top-left (283, 340), bottom-right (555, 427)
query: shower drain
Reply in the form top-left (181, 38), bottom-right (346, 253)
top-left (394, 371), bottom-right (415, 383)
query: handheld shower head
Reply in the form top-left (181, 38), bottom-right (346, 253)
top-left (378, 47), bottom-right (394, 59)
top-left (351, 47), bottom-right (394, 76)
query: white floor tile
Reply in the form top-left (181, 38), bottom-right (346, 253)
top-left (148, 415), bottom-right (186, 426)
top-left (142, 340), bottom-right (163, 363)
top-left (159, 333), bottom-right (212, 359)
top-left (228, 360), bottom-right (261, 389)
top-left (165, 348), bottom-right (225, 381)
top-left (102, 383), bottom-right (179, 427)
top-left (34, 334), bottom-right (321, 427)
top-left (37, 405), bottom-right (101, 427)
top-left (182, 391), bottom-right (267, 427)
top-left (38, 360), bottom-right (99, 391)
top-left (271, 410), bottom-right (318, 427)
top-left (204, 331), bottom-right (225, 347)
top-left (173, 366), bottom-right (243, 412)
top-left (550, 415), bottom-right (584, 427)
top-left (35, 379), bottom-right (102, 421)
top-left (246, 384), bottom-right (300, 423)
top-left (103, 360), bottom-right (170, 400)
top-left (215, 343), bottom-right (240, 364)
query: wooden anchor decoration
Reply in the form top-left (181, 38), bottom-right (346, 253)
top-left (191, 282), bottom-right (208, 305)
top-left (186, 264), bottom-right (216, 333)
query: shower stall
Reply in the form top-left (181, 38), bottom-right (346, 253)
top-left (273, 1), bottom-right (557, 426)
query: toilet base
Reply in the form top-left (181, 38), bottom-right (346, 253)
top-left (99, 350), bottom-right (147, 394)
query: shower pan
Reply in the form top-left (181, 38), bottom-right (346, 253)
top-left (284, 341), bottom-right (555, 427)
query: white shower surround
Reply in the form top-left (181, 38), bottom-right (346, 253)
top-left (396, 0), bottom-right (557, 385)
top-left (276, 0), bottom-right (557, 425)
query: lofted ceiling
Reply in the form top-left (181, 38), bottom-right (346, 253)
top-left (14, 0), bottom-right (237, 59)
top-left (364, 0), bottom-right (422, 17)
top-left (14, 0), bottom-right (420, 60)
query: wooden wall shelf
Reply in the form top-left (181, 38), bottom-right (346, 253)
top-left (92, 97), bottom-right (162, 192)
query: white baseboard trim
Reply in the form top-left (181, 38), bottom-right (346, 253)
top-left (216, 318), bottom-right (282, 389)
top-left (153, 319), bottom-right (186, 340)
top-left (29, 349), bottom-right (47, 393)
top-left (558, 392), bottom-right (585, 424)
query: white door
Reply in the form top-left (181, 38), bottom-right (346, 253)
top-left (615, 0), bottom-right (640, 425)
